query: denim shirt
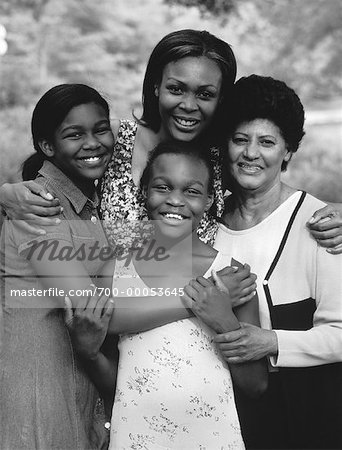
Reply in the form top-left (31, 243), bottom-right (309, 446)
top-left (0, 161), bottom-right (109, 449)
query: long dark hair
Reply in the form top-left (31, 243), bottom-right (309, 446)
top-left (22, 84), bottom-right (110, 180)
top-left (137, 29), bottom-right (237, 146)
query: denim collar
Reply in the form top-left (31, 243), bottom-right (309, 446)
top-left (38, 160), bottom-right (99, 214)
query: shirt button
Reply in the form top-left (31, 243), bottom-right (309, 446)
top-left (262, 280), bottom-right (268, 286)
top-left (90, 215), bottom-right (97, 224)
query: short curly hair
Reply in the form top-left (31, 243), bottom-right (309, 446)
top-left (228, 75), bottom-right (305, 171)
top-left (140, 140), bottom-right (214, 195)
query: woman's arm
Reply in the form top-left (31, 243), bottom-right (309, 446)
top-left (272, 245), bottom-right (342, 367)
top-left (0, 181), bottom-right (62, 234)
top-left (215, 244), bottom-right (342, 368)
top-left (307, 203), bottom-right (342, 254)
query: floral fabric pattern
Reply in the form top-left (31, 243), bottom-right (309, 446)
top-left (109, 255), bottom-right (245, 449)
top-left (100, 120), bottom-right (223, 250)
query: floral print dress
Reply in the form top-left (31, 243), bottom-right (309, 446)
top-left (100, 120), bottom-right (224, 250)
top-left (109, 253), bottom-right (245, 450)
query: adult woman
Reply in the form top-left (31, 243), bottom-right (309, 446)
top-left (187, 75), bottom-right (342, 449)
top-left (1, 29), bottom-right (342, 250)
top-left (0, 84), bottom-right (115, 449)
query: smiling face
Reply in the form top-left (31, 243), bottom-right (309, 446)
top-left (146, 153), bottom-right (213, 241)
top-left (155, 56), bottom-right (222, 142)
top-left (227, 119), bottom-right (291, 194)
top-left (41, 102), bottom-right (114, 194)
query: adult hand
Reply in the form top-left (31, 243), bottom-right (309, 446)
top-left (214, 322), bottom-right (278, 364)
top-left (182, 275), bottom-right (239, 333)
top-left (209, 264), bottom-right (257, 308)
top-left (65, 294), bottom-right (114, 360)
top-left (307, 203), bottom-right (342, 254)
top-left (0, 181), bottom-right (62, 234)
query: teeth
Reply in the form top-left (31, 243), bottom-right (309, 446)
top-left (239, 164), bottom-right (261, 172)
top-left (164, 213), bottom-right (184, 220)
top-left (83, 156), bottom-right (101, 162)
top-left (174, 117), bottom-right (198, 127)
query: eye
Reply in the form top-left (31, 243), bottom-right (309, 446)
top-left (186, 188), bottom-right (202, 196)
top-left (197, 91), bottom-right (215, 100)
top-left (153, 184), bottom-right (170, 192)
top-left (96, 126), bottom-right (111, 134)
top-left (167, 85), bottom-right (183, 95)
top-left (66, 132), bottom-right (83, 139)
top-left (232, 137), bottom-right (248, 145)
top-left (260, 139), bottom-right (275, 147)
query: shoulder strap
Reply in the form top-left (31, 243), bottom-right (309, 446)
top-left (263, 191), bottom-right (307, 320)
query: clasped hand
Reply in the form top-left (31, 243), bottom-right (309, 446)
top-left (182, 275), bottom-right (238, 333)
top-left (214, 322), bottom-right (278, 364)
top-left (211, 263), bottom-right (257, 307)
top-left (182, 262), bottom-right (257, 317)
top-left (64, 293), bottom-right (114, 360)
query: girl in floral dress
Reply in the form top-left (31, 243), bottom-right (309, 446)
top-left (69, 141), bottom-right (267, 449)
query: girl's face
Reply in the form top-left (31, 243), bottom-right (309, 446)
top-left (227, 118), bottom-right (291, 194)
top-left (146, 153), bottom-right (213, 241)
top-left (43, 102), bottom-right (114, 193)
top-left (155, 56), bottom-right (222, 142)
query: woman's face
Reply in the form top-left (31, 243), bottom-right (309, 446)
top-left (146, 153), bottom-right (213, 240)
top-left (46, 102), bottom-right (114, 191)
top-left (155, 56), bottom-right (222, 142)
top-left (227, 119), bottom-right (291, 194)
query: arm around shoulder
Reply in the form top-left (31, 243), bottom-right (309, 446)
top-left (307, 202), bottom-right (342, 253)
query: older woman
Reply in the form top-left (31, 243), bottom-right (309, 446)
top-left (187, 75), bottom-right (342, 449)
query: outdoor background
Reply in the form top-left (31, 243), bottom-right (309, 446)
top-left (0, 0), bottom-right (341, 202)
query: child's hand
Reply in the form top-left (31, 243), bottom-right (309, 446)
top-left (211, 264), bottom-right (257, 308)
top-left (65, 295), bottom-right (114, 360)
top-left (182, 276), bottom-right (240, 333)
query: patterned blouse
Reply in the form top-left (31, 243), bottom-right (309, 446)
top-left (100, 120), bottom-right (224, 250)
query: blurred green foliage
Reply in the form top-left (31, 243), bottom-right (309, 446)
top-left (0, 0), bottom-right (341, 202)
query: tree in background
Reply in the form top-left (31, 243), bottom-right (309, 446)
top-left (165, 0), bottom-right (342, 103)
top-left (166, 0), bottom-right (236, 16)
